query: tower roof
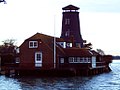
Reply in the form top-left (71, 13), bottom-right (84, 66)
top-left (62, 5), bottom-right (79, 10)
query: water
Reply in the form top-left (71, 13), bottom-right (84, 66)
top-left (0, 60), bottom-right (120, 90)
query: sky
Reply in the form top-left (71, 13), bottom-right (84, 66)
top-left (0, 0), bottom-right (120, 55)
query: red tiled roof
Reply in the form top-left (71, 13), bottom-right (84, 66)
top-left (64, 48), bottom-right (93, 57)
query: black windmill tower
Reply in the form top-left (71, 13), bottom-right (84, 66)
top-left (60, 5), bottom-right (84, 48)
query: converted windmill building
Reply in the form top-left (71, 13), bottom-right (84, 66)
top-left (16, 5), bottom-right (112, 76)
top-left (61, 5), bottom-right (84, 48)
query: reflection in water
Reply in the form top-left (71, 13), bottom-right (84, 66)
top-left (0, 60), bottom-right (120, 90)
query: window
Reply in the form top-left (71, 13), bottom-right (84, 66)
top-left (35, 52), bottom-right (42, 67)
top-left (60, 58), bottom-right (64, 63)
top-left (74, 57), bottom-right (77, 63)
top-left (15, 57), bottom-right (20, 63)
top-left (36, 53), bottom-right (41, 61)
top-left (69, 57), bottom-right (74, 63)
top-left (65, 19), bottom-right (70, 25)
top-left (29, 41), bottom-right (38, 48)
top-left (92, 56), bottom-right (96, 68)
top-left (69, 57), bottom-right (91, 63)
top-left (65, 31), bottom-right (70, 37)
top-left (88, 57), bottom-right (91, 63)
top-left (66, 43), bottom-right (72, 48)
top-left (57, 42), bottom-right (66, 48)
top-left (77, 57), bottom-right (80, 62)
top-left (16, 48), bottom-right (20, 53)
top-left (76, 43), bottom-right (81, 48)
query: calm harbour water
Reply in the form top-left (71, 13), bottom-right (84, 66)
top-left (0, 60), bottom-right (120, 90)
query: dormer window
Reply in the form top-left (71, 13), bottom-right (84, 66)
top-left (29, 41), bottom-right (38, 48)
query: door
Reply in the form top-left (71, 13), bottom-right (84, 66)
top-left (92, 56), bottom-right (96, 68)
top-left (35, 52), bottom-right (42, 67)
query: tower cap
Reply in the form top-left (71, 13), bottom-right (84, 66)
top-left (62, 5), bottom-right (79, 10)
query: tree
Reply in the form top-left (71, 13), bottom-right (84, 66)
top-left (0, 39), bottom-right (18, 66)
top-left (84, 42), bottom-right (92, 49)
top-left (2, 39), bottom-right (16, 46)
top-left (96, 49), bottom-right (105, 55)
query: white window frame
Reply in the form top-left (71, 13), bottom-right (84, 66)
top-left (66, 43), bottom-right (72, 48)
top-left (35, 52), bottom-right (42, 67)
top-left (15, 57), bottom-right (20, 63)
top-left (16, 48), bottom-right (20, 53)
top-left (29, 41), bottom-right (38, 48)
top-left (69, 57), bottom-right (74, 63)
top-left (57, 42), bottom-right (66, 48)
top-left (60, 58), bottom-right (64, 63)
top-left (69, 57), bottom-right (91, 63)
top-left (92, 56), bottom-right (96, 68)
top-left (65, 18), bottom-right (70, 25)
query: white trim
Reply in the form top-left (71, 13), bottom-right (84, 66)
top-left (92, 56), bottom-right (96, 68)
top-left (65, 18), bottom-right (70, 25)
top-left (60, 58), bottom-right (64, 63)
top-left (54, 15), bottom-right (56, 69)
top-left (15, 57), bottom-right (20, 63)
top-left (29, 41), bottom-right (38, 48)
top-left (57, 42), bottom-right (66, 48)
top-left (69, 57), bottom-right (91, 63)
top-left (66, 43), bottom-right (72, 48)
top-left (35, 52), bottom-right (42, 67)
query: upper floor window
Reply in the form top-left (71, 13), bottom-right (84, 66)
top-left (65, 30), bottom-right (70, 37)
top-left (15, 57), bottom-right (20, 63)
top-left (60, 58), bottom-right (64, 63)
top-left (66, 43), bottom-right (72, 48)
top-left (16, 48), bottom-right (20, 53)
top-left (76, 43), bottom-right (81, 48)
top-left (29, 41), bottom-right (38, 48)
top-left (57, 42), bottom-right (66, 48)
top-left (65, 18), bottom-right (70, 25)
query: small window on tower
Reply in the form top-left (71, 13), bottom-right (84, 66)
top-left (65, 31), bottom-right (70, 37)
top-left (65, 19), bottom-right (70, 25)
top-left (65, 29), bottom-right (70, 37)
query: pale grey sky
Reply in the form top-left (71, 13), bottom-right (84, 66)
top-left (0, 0), bottom-right (120, 55)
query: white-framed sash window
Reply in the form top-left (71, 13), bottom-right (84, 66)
top-left (60, 58), bottom-right (64, 63)
top-left (35, 52), bottom-right (42, 67)
top-left (29, 41), bottom-right (38, 48)
top-left (65, 18), bottom-right (70, 25)
top-left (69, 57), bottom-right (91, 63)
